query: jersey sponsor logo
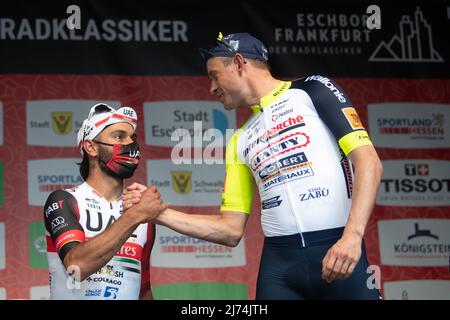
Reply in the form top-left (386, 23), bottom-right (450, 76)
top-left (263, 167), bottom-right (314, 191)
top-left (45, 200), bottom-right (63, 218)
top-left (261, 196), bottom-right (282, 210)
top-left (304, 75), bottom-right (347, 103)
top-left (244, 115), bottom-right (305, 157)
top-left (86, 210), bottom-right (114, 232)
top-left (95, 265), bottom-right (124, 278)
top-left (250, 132), bottom-right (310, 171)
top-left (86, 203), bottom-right (101, 210)
top-left (270, 99), bottom-right (289, 113)
top-left (342, 107), bottom-right (364, 130)
top-left (271, 81), bottom-right (290, 98)
top-left (116, 242), bottom-right (143, 260)
top-left (245, 117), bottom-right (262, 141)
top-left (247, 117), bottom-right (262, 132)
top-left (103, 286), bottom-right (119, 299)
top-left (378, 219), bottom-right (450, 266)
top-left (271, 108), bottom-right (293, 122)
top-left (50, 216), bottom-right (68, 233)
top-left (85, 197), bottom-right (100, 205)
top-left (84, 211), bottom-right (136, 238)
top-left (171, 171), bottom-right (192, 194)
top-left (51, 112), bottom-right (72, 135)
top-left (86, 277), bottom-right (122, 286)
top-left (299, 187), bottom-right (330, 202)
top-left (84, 289), bottom-right (102, 297)
top-left (259, 152), bottom-right (309, 179)
top-left (55, 229), bottom-right (85, 252)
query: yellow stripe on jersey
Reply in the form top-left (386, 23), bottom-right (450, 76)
top-left (250, 81), bottom-right (291, 113)
top-left (338, 130), bottom-right (373, 156)
top-left (220, 130), bottom-right (254, 214)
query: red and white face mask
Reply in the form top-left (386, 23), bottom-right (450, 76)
top-left (94, 140), bottom-right (140, 179)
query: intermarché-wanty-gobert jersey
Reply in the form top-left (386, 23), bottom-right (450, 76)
top-left (43, 182), bottom-right (154, 299)
top-left (220, 75), bottom-right (373, 245)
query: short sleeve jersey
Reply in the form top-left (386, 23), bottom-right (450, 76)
top-left (220, 76), bottom-right (372, 240)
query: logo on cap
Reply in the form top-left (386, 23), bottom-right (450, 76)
top-left (77, 104), bottom-right (138, 156)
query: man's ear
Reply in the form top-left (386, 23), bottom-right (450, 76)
top-left (234, 54), bottom-right (247, 71)
top-left (83, 140), bottom-right (98, 157)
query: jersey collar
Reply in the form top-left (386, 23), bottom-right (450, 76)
top-left (250, 80), bottom-right (291, 114)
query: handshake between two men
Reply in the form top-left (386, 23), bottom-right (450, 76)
top-left (122, 183), bottom-right (168, 223)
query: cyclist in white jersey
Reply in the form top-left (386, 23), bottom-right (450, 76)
top-left (43, 103), bottom-right (167, 299)
top-left (125, 33), bottom-right (383, 299)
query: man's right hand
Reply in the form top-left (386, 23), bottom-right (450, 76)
top-left (124, 185), bottom-right (167, 223)
top-left (123, 182), bottom-right (147, 211)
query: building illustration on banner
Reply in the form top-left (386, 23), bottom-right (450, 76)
top-left (378, 219), bottom-right (450, 266)
top-left (407, 223), bottom-right (439, 241)
top-left (370, 7), bottom-right (444, 62)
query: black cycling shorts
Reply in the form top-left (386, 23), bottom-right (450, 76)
top-left (256, 227), bottom-right (381, 300)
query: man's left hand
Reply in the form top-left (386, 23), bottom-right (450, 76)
top-left (321, 232), bottom-right (362, 283)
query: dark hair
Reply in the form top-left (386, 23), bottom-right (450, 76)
top-left (78, 151), bottom-right (89, 181)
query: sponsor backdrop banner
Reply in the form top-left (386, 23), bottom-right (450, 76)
top-left (0, 0), bottom-right (449, 300)
top-left (0, 1), bottom-right (448, 77)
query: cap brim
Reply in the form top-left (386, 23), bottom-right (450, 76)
top-left (199, 47), bottom-right (236, 61)
top-left (199, 48), bottom-right (215, 60)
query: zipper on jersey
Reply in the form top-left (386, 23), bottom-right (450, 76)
top-left (259, 103), bottom-right (306, 247)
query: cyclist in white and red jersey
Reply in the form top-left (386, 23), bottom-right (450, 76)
top-left (43, 103), bottom-right (167, 300)
top-left (126, 33), bottom-right (383, 299)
